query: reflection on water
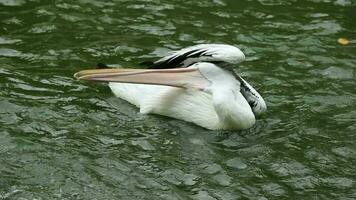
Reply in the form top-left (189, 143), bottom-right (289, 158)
top-left (1, 0), bottom-right (356, 199)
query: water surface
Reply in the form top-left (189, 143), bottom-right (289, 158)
top-left (1, 0), bottom-right (356, 199)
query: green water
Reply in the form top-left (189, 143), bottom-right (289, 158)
top-left (1, 0), bottom-right (356, 199)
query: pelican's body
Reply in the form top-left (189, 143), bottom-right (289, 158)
top-left (75, 44), bottom-right (267, 130)
top-left (109, 64), bottom-right (256, 130)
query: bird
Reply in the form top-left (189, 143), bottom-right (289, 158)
top-left (74, 44), bottom-right (266, 130)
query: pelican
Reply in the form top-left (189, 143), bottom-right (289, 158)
top-left (74, 44), bottom-right (267, 130)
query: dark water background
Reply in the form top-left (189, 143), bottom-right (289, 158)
top-left (1, 0), bottom-right (356, 199)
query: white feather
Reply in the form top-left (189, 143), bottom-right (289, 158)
top-left (109, 82), bottom-right (221, 129)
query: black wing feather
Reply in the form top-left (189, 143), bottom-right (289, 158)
top-left (145, 49), bottom-right (210, 69)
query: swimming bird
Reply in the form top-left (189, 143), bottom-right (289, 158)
top-left (74, 44), bottom-right (266, 130)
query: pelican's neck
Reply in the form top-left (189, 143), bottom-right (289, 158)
top-left (211, 85), bottom-right (255, 129)
top-left (199, 64), bottom-right (256, 129)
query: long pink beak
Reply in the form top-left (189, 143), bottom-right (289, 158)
top-left (74, 67), bottom-right (211, 90)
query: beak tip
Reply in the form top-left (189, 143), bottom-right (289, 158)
top-left (73, 72), bottom-right (81, 79)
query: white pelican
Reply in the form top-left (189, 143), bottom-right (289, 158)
top-left (74, 44), bottom-right (266, 130)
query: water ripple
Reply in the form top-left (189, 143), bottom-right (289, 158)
top-left (1, 0), bottom-right (356, 199)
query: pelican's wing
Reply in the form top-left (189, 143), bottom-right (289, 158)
top-left (144, 44), bottom-right (245, 69)
top-left (236, 75), bottom-right (267, 116)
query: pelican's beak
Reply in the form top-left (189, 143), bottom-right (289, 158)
top-left (74, 67), bottom-right (211, 90)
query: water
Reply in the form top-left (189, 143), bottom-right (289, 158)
top-left (1, 0), bottom-right (356, 199)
